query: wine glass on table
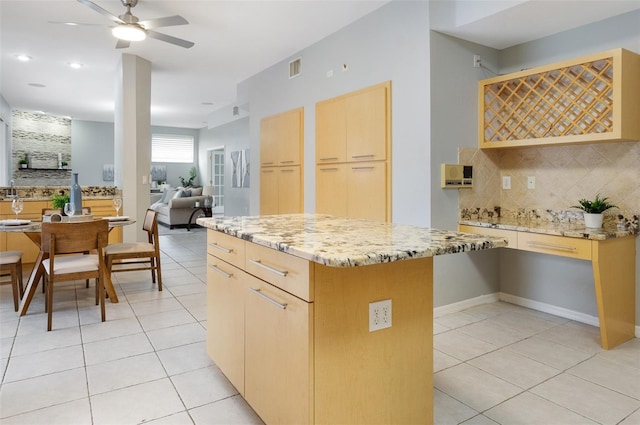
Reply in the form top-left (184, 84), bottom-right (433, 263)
top-left (64, 202), bottom-right (75, 217)
top-left (113, 197), bottom-right (122, 217)
top-left (11, 198), bottom-right (23, 221)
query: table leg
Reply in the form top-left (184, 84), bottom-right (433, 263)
top-left (18, 251), bottom-right (44, 316)
top-left (592, 236), bottom-right (636, 349)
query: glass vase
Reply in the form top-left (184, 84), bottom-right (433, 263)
top-left (69, 173), bottom-right (83, 215)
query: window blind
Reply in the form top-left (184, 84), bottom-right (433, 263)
top-left (152, 134), bottom-right (194, 163)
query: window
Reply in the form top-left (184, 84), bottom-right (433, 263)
top-left (152, 134), bottom-right (194, 163)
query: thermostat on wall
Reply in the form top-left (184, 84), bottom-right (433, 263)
top-left (441, 164), bottom-right (473, 189)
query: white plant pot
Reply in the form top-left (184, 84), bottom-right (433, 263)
top-left (584, 213), bottom-right (603, 228)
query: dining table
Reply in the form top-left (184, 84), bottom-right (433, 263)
top-left (0, 217), bottom-right (135, 316)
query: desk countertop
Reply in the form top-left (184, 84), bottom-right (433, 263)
top-left (197, 214), bottom-right (507, 267)
top-left (459, 217), bottom-right (638, 241)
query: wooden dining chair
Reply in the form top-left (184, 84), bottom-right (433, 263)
top-left (0, 251), bottom-right (24, 312)
top-left (104, 209), bottom-right (163, 291)
top-left (41, 220), bottom-right (109, 331)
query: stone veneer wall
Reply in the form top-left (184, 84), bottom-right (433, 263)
top-left (11, 110), bottom-right (72, 186)
top-left (458, 141), bottom-right (640, 225)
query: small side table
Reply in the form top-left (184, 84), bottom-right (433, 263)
top-left (187, 206), bottom-right (213, 231)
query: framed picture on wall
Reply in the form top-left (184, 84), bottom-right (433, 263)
top-left (103, 164), bottom-right (114, 181)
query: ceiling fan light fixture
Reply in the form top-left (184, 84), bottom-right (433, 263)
top-left (112, 24), bottom-right (146, 41)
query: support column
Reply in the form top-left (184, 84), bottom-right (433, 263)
top-left (114, 54), bottom-right (151, 242)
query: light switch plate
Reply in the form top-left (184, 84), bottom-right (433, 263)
top-left (502, 176), bottom-right (511, 190)
top-left (527, 176), bottom-right (536, 189)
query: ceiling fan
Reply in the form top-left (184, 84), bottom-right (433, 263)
top-left (77, 0), bottom-right (194, 49)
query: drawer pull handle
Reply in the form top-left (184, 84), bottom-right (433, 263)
top-left (319, 157), bottom-right (339, 161)
top-left (352, 154), bottom-right (375, 159)
top-left (208, 242), bottom-right (232, 254)
top-left (208, 264), bottom-right (233, 278)
top-left (352, 166), bottom-right (375, 170)
top-left (249, 259), bottom-right (288, 277)
top-left (262, 169), bottom-right (274, 173)
top-left (249, 288), bottom-right (287, 309)
top-left (262, 161), bottom-right (274, 165)
top-left (280, 169), bottom-right (294, 173)
top-left (320, 167), bottom-right (339, 171)
top-left (527, 241), bottom-right (577, 251)
top-left (280, 160), bottom-right (295, 164)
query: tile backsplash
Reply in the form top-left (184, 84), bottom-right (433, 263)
top-left (458, 141), bottom-right (640, 224)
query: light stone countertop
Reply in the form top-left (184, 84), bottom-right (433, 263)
top-left (459, 217), bottom-right (639, 241)
top-left (197, 214), bottom-right (507, 267)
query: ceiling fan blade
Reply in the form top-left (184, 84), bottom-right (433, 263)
top-left (48, 20), bottom-right (104, 26)
top-left (138, 15), bottom-right (188, 30)
top-left (115, 39), bottom-right (131, 49)
top-left (77, 0), bottom-right (125, 25)
top-left (146, 30), bottom-right (194, 49)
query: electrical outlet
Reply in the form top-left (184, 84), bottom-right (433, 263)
top-left (527, 176), bottom-right (536, 189)
top-left (326, 69), bottom-right (334, 78)
top-left (502, 176), bottom-right (511, 190)
top-left (369, 299), bottom-right (392, 332)
top-left (473, 54), bottom-right (481, 68)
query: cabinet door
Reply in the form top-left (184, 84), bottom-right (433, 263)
top-left (346, 84), bottom-right (388, 162)
top-left (206, 256), bottom-right (246, 394)
top-left (277, 166), bottom-right (302, 214)
top-left (316, 98), bottom-right (346, 163)
top-left (245, 277), bottom-right (312, 425)
top-left (260, 168), bottom-right (279, 215)
top-left (316, 164), bottom-right (347, 217)
top-left (347, 161), bottom-right (387, 222)
top-left (260, 116), bottom-right (278, 166)
top-left (278, 108), bottom-right (303, 166)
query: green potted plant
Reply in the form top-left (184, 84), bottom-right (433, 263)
top-left (178, 166), bottom-right (198, 188)
top-left (19, 156), bottom-right (28, 168)
top-left (61, 161), bottom-right (68, 169)
top-left (51, 191), bottom-right (70, 213)
top-left (571, 193), bottom-right (617, 228)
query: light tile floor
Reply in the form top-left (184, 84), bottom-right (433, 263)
top-left (0, 226), bottom-right (638, 424)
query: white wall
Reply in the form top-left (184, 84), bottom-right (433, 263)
top-left (0, 95), bottom-right (10, 186)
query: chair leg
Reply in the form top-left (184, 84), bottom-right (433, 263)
top-left (11, 265), bottom-right (19, 312)
top-left (46, 279), bottom-right (53, 331)
top-left (99, 276), bottom-right (106, 323)
top-left (155, 257), bottom-right (163, 292)
top-left (17, 259), bottom-right (24, 299)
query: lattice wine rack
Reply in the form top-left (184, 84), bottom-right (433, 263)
top-left (478, 48), bottom-right (640, 149)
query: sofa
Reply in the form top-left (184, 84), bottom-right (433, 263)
top-left (150, 186), bottom-right (214, 228)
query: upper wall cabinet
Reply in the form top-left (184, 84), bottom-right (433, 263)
top-left (478, 48), bottom-right (640, 149)
top-left (316, 81), bottom-right (391, 163)
top-left (260, 108), bottom-right (303, 166)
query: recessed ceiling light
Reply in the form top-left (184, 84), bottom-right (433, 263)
top-left (68, 62), bottom-right (83, 69)
top-left (201, 102), bottom-right (214, 106)
top-left (17, 54), bottom-right (32, 62)
top-left (28, 83), bottom-right (46, 88)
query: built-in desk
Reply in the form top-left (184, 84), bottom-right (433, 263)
top-left (459, 219), bottom-right (638, 350)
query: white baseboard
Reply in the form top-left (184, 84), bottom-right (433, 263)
top-left (433, 293), bottom-right (499, 318)
top-left (434, 292), bottom-right (640, 338)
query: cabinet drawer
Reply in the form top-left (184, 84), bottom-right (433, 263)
top-left (459, 225), bottom-right (517, 249)
top-left (207, 230), bottom-right (246, 269)
top-left (517, 232), bottom-right (592, 260)
top-left (245, 242), bottom-right (313, 302)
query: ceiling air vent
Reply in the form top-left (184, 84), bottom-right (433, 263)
top-left (289, 57), bottom-right (301, 79)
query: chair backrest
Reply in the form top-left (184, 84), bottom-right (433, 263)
top-left (41, 220), bottom-right (108, 255)
top-left (142, 209), bottom-right (160, 246)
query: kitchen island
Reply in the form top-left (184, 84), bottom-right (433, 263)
top-left (197, 214), bottom-right (506, 425)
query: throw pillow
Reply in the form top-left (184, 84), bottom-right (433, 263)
top-left (191, 187), bottom-right (203, 196)
top-left (182, 189), bottom-right (192, 197)
top-left (173, 189), bottom-right (185, 199)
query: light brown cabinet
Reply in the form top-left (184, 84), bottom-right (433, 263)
top-left (260, 107), bottom-right (303, 166)
top-left (206, 228), bottom-right (434, 424)
top-left (315, 81), bottom-right (391, 221)
top-left (260, 166), bottom-right (302, 215)
top-left (479, 48), bottom-right (640, 149)
top-left (260, 108), bottom-right (304, 214)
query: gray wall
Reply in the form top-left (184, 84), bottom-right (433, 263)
top-left (429, 32), bottom-right (503, 306)
top-left (70, 120), bottom-right (200, 188)
top-left (238, 1), bottom-right (499, 308)
top-left (496, 10), bottom-right (640, 324)
top-left (198, 117), bottom-right (251, 216)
